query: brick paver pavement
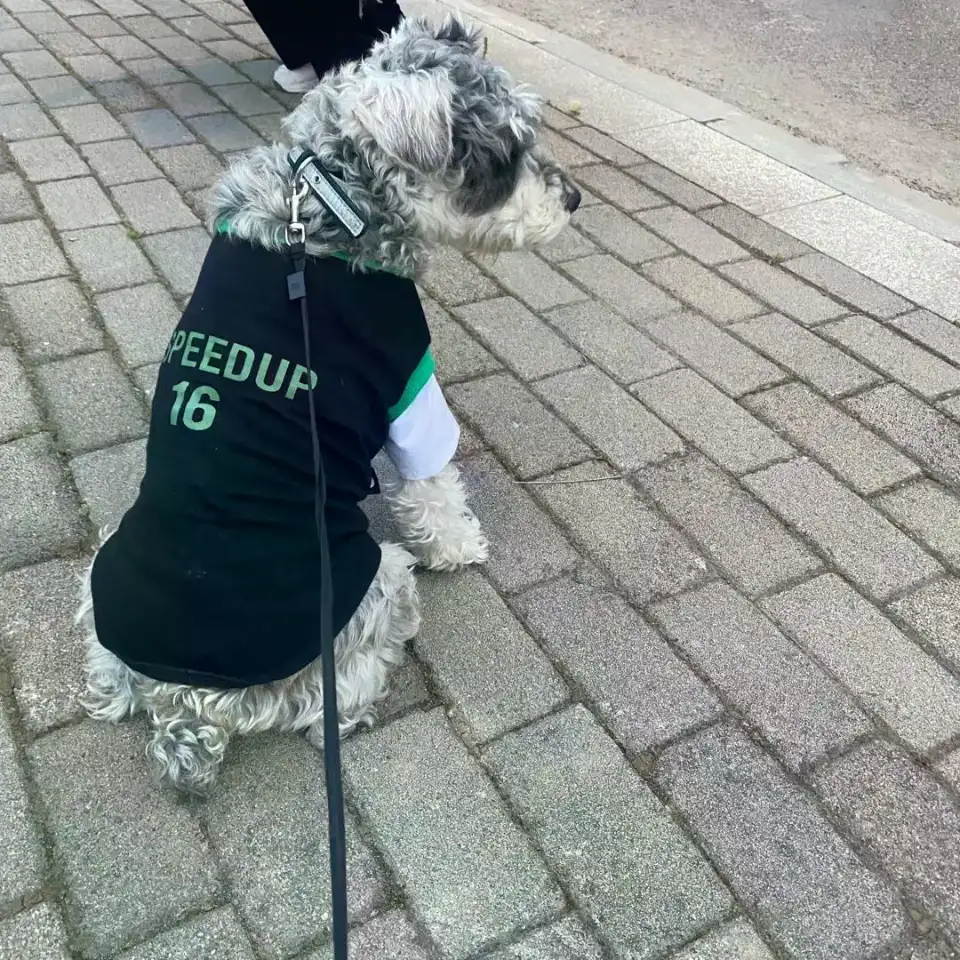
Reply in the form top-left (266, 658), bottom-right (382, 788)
top-left (1, 2), bottom-right (959, 959)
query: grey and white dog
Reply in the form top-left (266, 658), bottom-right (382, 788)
top-left (78, 15), bottom-right (580, 794)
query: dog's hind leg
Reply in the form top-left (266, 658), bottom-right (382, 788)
top-left (76, 559), bottom-right (146, 722)
top-left (385, 463), bottom-right (488, 572)
top-left (145, 697), bottom-right (230, 796)
top-left (304, 542), bottom-right (420, 749)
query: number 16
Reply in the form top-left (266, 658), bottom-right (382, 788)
top-left (170, 381), bottom-right (220, 431)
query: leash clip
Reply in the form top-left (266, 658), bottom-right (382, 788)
top-left (286, 178), bottom-right (309, 246)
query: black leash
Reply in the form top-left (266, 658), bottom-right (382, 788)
top-left (285, 182), bottom-right (349, 960)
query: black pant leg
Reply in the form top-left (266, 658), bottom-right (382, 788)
top-left (239, 0), bottom-right (311, 69)
top-left (306, 0), bottom-right (405, 77)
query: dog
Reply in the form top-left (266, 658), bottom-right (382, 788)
top-left (77, 15), bottom-right (581, 795)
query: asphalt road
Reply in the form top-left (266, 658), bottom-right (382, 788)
top-left (491, 0), bottom-right (960, 204)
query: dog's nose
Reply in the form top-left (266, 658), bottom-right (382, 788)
top-left (564, 185), bottom-right (582, 214)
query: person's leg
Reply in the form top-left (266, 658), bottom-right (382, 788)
top-left (240, 0), bottom-right (321, 92)
top-left (306, 0), bottom-right (405, 79)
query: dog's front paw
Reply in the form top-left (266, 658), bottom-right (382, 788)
top-left (415, 512), bottom-right (489, 572)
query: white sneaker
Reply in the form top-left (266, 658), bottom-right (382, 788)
top-left (273, 63), bottom-right (319, 94)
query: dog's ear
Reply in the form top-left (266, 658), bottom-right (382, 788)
top-left (347, 69), bottom-right (454, 174)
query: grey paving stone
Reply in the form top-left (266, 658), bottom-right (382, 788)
top-left (62, 223), bottom-right (155, 292)
top-left (814, 741), bottom-right (960, 943)
top-left (515, 577), bottom-right (720, 752)
top-left (938, 749), bottom-right (960, 794)
top-left (0, 169), bottom-right (35, 220)
top-left (485, 916), bottom-right (605, 960)
top-left (80, 137), bottom-right (159, 186)
top-left (91, 77), bottom-right (158, 112)
top-left (699, 205), bottom-right (813, 261)
top-left (481, 250), bottom-right (585, 310)
top-left (542, 127), bottom-right (601, 167)
top-left (421, 246), bottom-right (499, 306)
top-left (447, 373), bottom-right (590, 479)
top-left (764, 575), bottom-right (960, 751)
top-left (202, 734), bottom-right (385, 960)
top-left (4, 49), bottom-right (66, 79)
top-left (4, 277), bottom-right (102, 361)
top-left (0, 218), bottom-right (70, 286)
top-left (122, 15), bottom-right (177, 40)
top-left (185, 58), bottom-right (246, 86)
top-left (455, 296), bottom-right (580, 380)
top-left (889, 578), bottom-right (960, 675)
top-left (29, 73), bottom-right (95, 106)
top-left (235, 58), bottom-right (278, 87)
top-left (29, 720), bottom-right (220, 959)
top-left (822, 314), bottom-right (960, 398)
top-left (486, 706), bottom-right (733, 960)
top-left (0, 902), bottom-right (71, 960)
top-left (536, 365), bottom-right (683, 471)
top-left (111, 177), bottom-right (198, 233)
top-left (0, 101), bottom-right (55, 139)
top-left (186, 110), bottom-right (261, 150)
top-left (534, 461), bottom-right (709, 604)
top-left (890, 310), bottom-right (960, 373)
top-left (241, 110), bottom-right (282, 142)
top-left (0, 347), bottom-right (40, 442)
top-left (565, 125), bottom-right (642, 165)
top-left (66, 52), bottom-right (126, 82)
top-left (9, 134), bottom-right (88, 181)
top-left (642, 255), bottom-right (763, 325)
top-left (628, 161), bottom-right (722, 211)
top-left (122, 106), bottom-right (193, 146)
top-left (672, 920), bottom-right (776, 960)
top-left (73, 13), bottom-right (126, 37)
top-left (37, 175), bottom-right (118, 229)
top-left (574, 203), bottom-right (674, 264)
top-left (415, 569), bottom-right (567, 742)
top-left (204, 37), bottom-right (260, 61)
top-left (141, 226), bottom-right (209, 296)
top-left (784, 252), bottom-right (912, 318)
top-left (574, 163), bottom-right (663, 211)
top-left (638, 309), bottom-right (785, 397)
top-left (845, 384), bottom-right (960, 489)
top-left (18, 10), bottom-right (71, 32)
top-left (563, 254), bottom-right (680, 324)
top-left (169, 14), bottom-right (230, 42)
top-left (747, 458), bottom-right (940, 601)
top-left (149, 142), bottom-right (222, 192)
top-left (653, 582), bottom-right (870, 770)
top-left (147, 33), bottom-right (208, 65)
top-left (344, 709), bottom-right (565, 959)
top-left (546, 298), bottom-right (679, 384)
top-left (458, 453), bottom-right (578, 593)
top-left (306, 911), bottom-right (432, 960)
top-left (0, 71), bottom-right (32, 104)
top-left (113, 907), bottom-right (255, 960)
top-left (655, 723), bottom-right (907, 960)
top-left (70, 438), bottom-right (145, 528)
top-left (0, 434), bottom-right (83, 570)
top-left (213, 80), bottom-right (282, 115)
top-left (52, 102), bottom-right (125, 141)
top-left (421, 298), bottom-right (500, 384)
top-left (744, 383), bottom-right (920, 495)
top-left (537, 224), bottom-right (598, 262)
top-left (637, 205), bottom-right (749, 266)
top-left (732, 312), bottom-right (880, 398)
top-left (154, 79), bottom-right (222, 117)
top-left (124, 55), bottom-right (185, 85)
top-left (0, 27), bottom-right (40, 53)
top-left (878, 481), bottom-right (960, 574)
top-left (95, 281), bottom-right (179, 366)
top-left (0, 703), bottom-right (45, 909)
top-left (35, 351), bottom-right (147, 454)
top-left (896, 938), bottom-right (960, 960)
top-left (132, 360), bottom-right (159, 400)
top-left (634, 369), bottom-right (793, 475)
top-left (720, 259), bottom-right (847, 326)
top-left (0, 557), bottom-right (87, 733)
top-left (639, 452), bottom-right (820, 596)
top-left (96, 33), bottom-right (153, 60)
top-left (41, 29), bottom-right (100, 61)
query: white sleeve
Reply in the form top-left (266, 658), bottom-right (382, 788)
top-left (384, 373), bottom-right (460, 480)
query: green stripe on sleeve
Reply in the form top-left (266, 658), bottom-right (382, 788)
top-left (388, 350), bottom-right (435, 422)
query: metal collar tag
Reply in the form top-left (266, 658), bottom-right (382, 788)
top-left (288, 147), bottom-right (367, 240)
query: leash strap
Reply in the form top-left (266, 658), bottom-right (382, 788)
top-left (286, 230), bottom-right (350, 960)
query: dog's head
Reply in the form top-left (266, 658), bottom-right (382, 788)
top-left (286, 16), bottom-right (580, 254)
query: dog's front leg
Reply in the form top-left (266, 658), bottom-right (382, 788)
top-left (385, 462), bottom-right (488, 571)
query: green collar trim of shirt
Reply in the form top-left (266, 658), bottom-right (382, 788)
top-left (387, 349), bottom-right (435, 422)
top-left (215, 220), bottom-right (403, 276)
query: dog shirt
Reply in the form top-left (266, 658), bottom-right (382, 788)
top-left (89, 233), bottom-right (458, 689)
